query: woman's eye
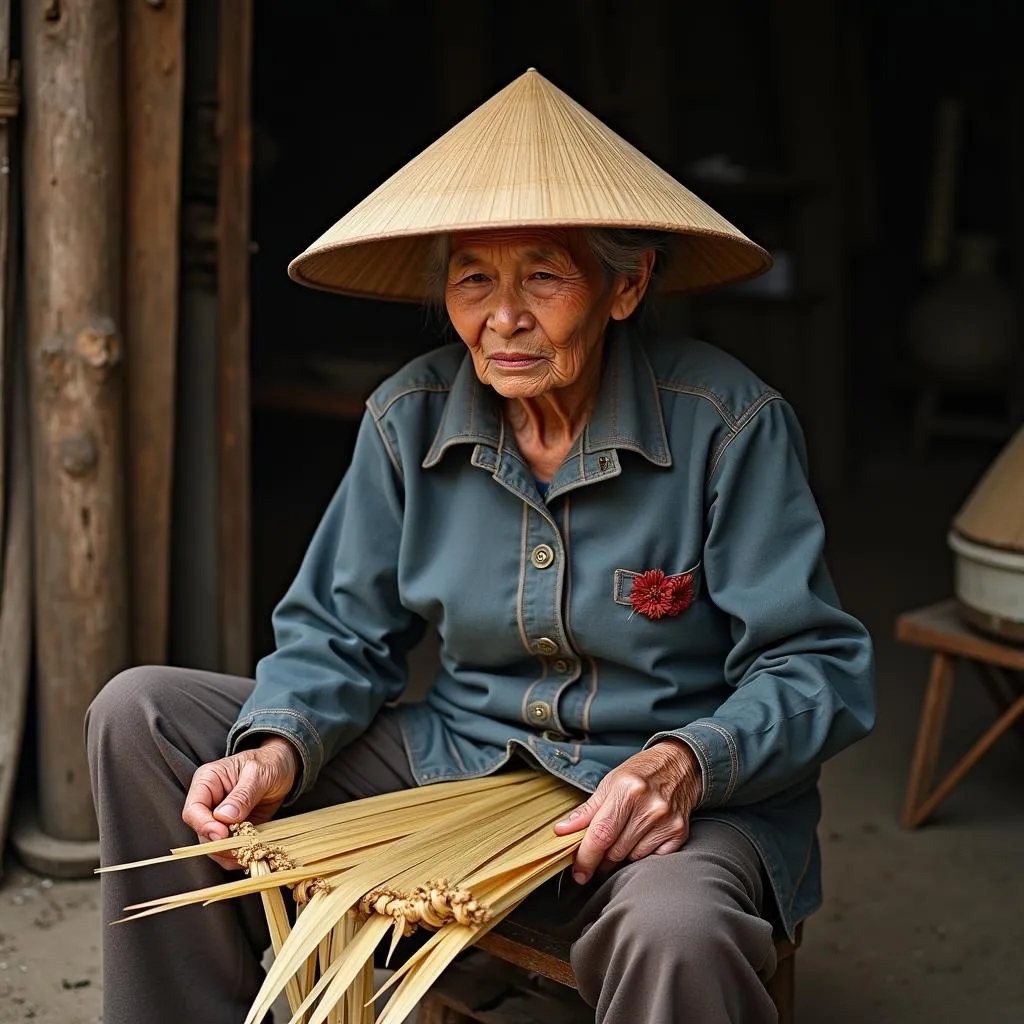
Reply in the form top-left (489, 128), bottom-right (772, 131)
top-left (530, 272), bottom-right (557, 281)
top-left (459, 273), bottom-right (489, 285)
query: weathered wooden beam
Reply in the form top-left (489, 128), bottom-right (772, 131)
top-left (0, 0), bottom-right (17, 586)
top-left (0, 315), bottom-right (33, 865)
top-left (0, 0), bottom-right (26, 862)
top-left (125, 0), bottom-right (185, 665)
top-left (217, 0), bottom-right (253, 676)
top-left (23, 0), bottom-right (128, 842)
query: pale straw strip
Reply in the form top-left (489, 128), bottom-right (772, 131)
top-left (98, 772), bottom-right (541, 874)
top-left (282, 916), bottom-right (391, 1024)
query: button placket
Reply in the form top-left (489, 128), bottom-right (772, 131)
top-left (518, 501), bottom-right (576, 731)
top-left (519, 508), bottom-right (566, 659)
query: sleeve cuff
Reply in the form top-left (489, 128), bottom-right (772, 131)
top-left (226, 708), bottom-right (326, 803)
top-left (644, 720), bottom-right (740, 808)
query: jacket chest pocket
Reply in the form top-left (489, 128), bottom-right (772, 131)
top-left (613, 561), bottom-right (702, 619)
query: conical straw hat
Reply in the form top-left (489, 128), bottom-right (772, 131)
top-left (953, 425), bottom-right (1024, 553)
top-left (288, 68), bottom-right (771, 302)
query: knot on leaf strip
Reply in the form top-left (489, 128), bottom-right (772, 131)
top-left (229, 822), bottom-right (295, 873)
top-left (293, 877), bottom-right (332, 904)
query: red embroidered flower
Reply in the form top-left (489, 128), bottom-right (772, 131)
top-left (667, 572), bottom-right (695, 616)
top-left (629, 569), bottom-right (695, 620)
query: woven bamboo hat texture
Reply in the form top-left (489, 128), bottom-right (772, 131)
top-left (288, 68), bottom-right (772, 301)
top-left (953, 424), bottom-right (1024, 554)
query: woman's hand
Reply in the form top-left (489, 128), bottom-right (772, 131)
top-left (181, 736), bottom-right (300, 870)
top-left (553, 739), bottom-right (703, 885)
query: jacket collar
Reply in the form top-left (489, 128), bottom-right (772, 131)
top-left (422, 325), bottom-right (671, 470)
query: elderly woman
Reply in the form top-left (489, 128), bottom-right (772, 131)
top-left (87, 70), bottom-right (874, 1024)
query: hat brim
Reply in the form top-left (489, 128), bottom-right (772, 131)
top-left (288, 222), bottom-right (771, 303)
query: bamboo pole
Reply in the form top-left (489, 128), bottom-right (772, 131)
top-left (23, 0), bottom-right (128, 842)
top-left (125, 0), bottom-right (185, 664)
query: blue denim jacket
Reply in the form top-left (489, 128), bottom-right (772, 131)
top-left (228, 326), bottom-right (875, 940)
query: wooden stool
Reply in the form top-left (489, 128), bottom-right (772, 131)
top-left (419, 912), bottom-right (802, 1023)
top-left (897, 599), bottom-right (1024, 828)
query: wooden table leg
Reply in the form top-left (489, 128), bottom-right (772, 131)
top-left (911, 689), bottom-right (1024, 826)
top-left (902, 652), bottom-right (955, 829)
top-left (972, 663), bottom-right (1024, 746)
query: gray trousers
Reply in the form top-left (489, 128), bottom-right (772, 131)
top-left (86, 666), bottom-right (779, 1024)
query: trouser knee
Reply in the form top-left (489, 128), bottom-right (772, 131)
top-left (86, 665), bottom-right (184, 763)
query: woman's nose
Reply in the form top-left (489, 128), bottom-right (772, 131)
top-left (487, 288), bottom-right (534, 338)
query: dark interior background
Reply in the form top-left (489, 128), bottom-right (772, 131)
top-left (246, 0), bottom-right (1023, 661)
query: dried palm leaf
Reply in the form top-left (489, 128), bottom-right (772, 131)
top-left (103, 770), bottom-right (585, 1024)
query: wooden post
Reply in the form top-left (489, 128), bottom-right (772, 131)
top-left (218, 0), bottom-right (253, 677)
top-left (23, 0), bottom-right (128, 842)
top-left (125, 0), bottom-right (185, 665)
top-left (0, 0), bottom-right (26, 861)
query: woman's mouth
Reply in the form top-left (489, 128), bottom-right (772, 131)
top-left (491, 352), bottom-right (543, 370)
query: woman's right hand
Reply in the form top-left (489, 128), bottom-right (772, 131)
top-left (181, 736), bottom-right (300, 870)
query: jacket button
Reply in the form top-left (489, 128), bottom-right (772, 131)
top-left (553, 659), bottom-right (570, 673)
top-left (533, 637), bottom-right (558, 655)
top-left (530, 544), bottom-right (555, 569)
top-left (528, 701), bottom-right (552, 723)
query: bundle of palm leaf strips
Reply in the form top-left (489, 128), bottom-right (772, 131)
top-left (104, 771), bottom-right (585, 1024)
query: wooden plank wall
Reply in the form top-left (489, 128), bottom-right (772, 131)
top-left (218, 0), bottom-right (254, 677)
top-left (125, 0), bottom-right (186, 665)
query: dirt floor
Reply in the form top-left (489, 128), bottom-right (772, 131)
top-left (2, 438), bottom-right (1024, 1023)
top-left (0, 873), bottom-right (100, 1023)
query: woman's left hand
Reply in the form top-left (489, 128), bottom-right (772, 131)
top-left (553, 739), bottom-right (703, 885)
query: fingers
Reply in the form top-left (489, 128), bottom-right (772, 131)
top-left (572, 799), bottom-right (626, 884)
top-left (553, 795), bottom-right (601, 836)
top-left (565, 773), bottom-right (692, 883)
top-left (182, 763), bottom-right (231, 841)
top-left (212, 759), bottom-right (269, 826)
top-left (603, 791), bottom-right (671, 863)
top-left (624, 820), bottom-right (689, 862)
top-left (182, 751), bottom-right (290, 872)
top-left (653, 837), bottom-right (685, 856)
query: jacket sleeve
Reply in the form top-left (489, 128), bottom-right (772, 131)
top-left (226, 409), bottom-right (423, 798)
top-left (648, 396), bottom-right (876, 808)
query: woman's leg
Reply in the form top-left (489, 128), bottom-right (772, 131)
top-left (568, 820), bottom-right (779, 1024)
top-left (86, 665), bottom-right (415, 1024)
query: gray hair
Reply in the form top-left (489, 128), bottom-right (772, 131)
top-left (425, 228), bottom-right (671, 324)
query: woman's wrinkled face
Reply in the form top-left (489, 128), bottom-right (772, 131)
top-left (444, 229), bottom-right (642, 400)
